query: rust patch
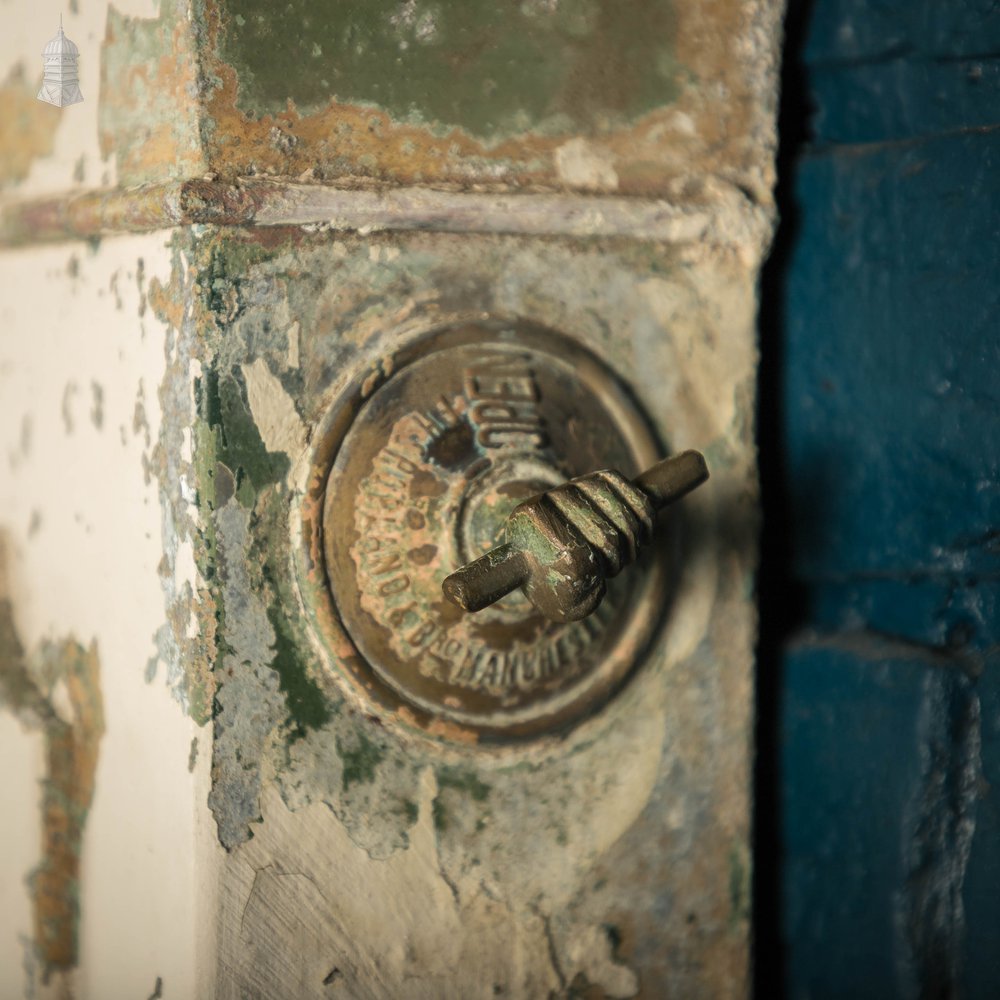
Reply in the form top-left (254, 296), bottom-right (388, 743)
top-left (11, 0), bottom-right (777, 202)
top-left (0, 535), bottom-right (104, 977)
top-left (190, 0), bottom-right (776, 200)
top-left (99, 7), bottom-right (206, 186)
top-left (0, 64), bottom-right (62, 188)
top-left (147, 271), bottom-right (185, 333)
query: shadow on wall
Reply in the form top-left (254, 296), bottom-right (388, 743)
top-left (754, 0), bottom-right (817, 995)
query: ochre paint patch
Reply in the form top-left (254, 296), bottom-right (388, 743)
top-left (99, 8), bottom-right (206, 186)
top-left (0, 539), bottom-right (104, 975)
top-left (0, 64), bottom-right (62, 187)
top-left (192, 0), bottom-right (771, 198)
top-left (32, 640), bottom-right (104, 973)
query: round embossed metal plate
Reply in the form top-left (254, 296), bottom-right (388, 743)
top-left (315, 320), bottom-right (670, 740)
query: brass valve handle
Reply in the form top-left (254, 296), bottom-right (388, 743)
top-left (442, 450), bottom-right (709, 623)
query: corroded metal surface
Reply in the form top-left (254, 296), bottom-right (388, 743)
top-left (0, 176), bottom-right (769, 248)
top-left (316, 320), bottom-right (669, 738)
top-left (193, 0), bottom-right (781, 201)
top-left (78, 1), bottom-right (781, 202)
top-left (444, 450), bottom-right (709, 622)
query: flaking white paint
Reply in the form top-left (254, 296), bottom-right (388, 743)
top-left (554, 138), bottom-right (620, 192)
top-left (0, 234), bottom-right (220, 999)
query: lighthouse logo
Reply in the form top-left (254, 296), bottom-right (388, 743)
top-left (37, 16), bottom-right (83, 107)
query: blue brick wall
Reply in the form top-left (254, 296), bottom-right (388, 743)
top-left (782, 645), bottom-right (979, 998)
top-left (765, 2), bottom-right (1000, 997)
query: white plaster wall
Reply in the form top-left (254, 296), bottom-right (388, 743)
top-left (0, 232), bottom-right (219, 999)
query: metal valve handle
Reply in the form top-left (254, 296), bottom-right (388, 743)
top-left (442, 450), bottom-right (709, 623)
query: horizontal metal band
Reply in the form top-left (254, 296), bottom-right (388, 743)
top-left (0, 176), bottom-right (769, 249)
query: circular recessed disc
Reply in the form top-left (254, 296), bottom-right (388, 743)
top-left (320, 321), bottom-right (667, 739)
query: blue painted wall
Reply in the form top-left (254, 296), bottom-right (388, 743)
top-left (761, 1), bottom-right (1000, 996)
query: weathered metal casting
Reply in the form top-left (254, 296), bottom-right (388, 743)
top-left (317, 318), bottom-right (681, 739)
top-left (443, 451), bottom-right (709, 623)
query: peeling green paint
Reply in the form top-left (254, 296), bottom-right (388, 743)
top-left (189, 230), bottom-right (348, 846)
top-left (264, 582), bottom-right (331, 740)
top-left (191, 412), bottom-right (221, 574)
top-left (203, 240), bottom-right (273, 322)
top-left (433, 766), bottom-right (491, 834)
top-left (200, 368), bottom-right (289, 501)
top-left (266, 603), bottom-right (329, 739)
top-left (194, 359), bottom-right (331, 840)
top-left (432, 795), bottom-right (449, 832)
top-left (218, 0), bottom-right (680, 138)
top-left (436, 765), bottom-right (491, 802)
top-left (337, 730), bottom-right (387, 791)
top-left (193, 353), bottom-right (315, 740)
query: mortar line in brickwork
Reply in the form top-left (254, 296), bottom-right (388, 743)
top-left (0, 176), bottom-right (771, 249)
top-left (785, 627), bottom-right (986, 681)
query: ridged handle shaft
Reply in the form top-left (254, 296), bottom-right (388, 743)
top-left (442, 450), bottom-right (708, 623)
